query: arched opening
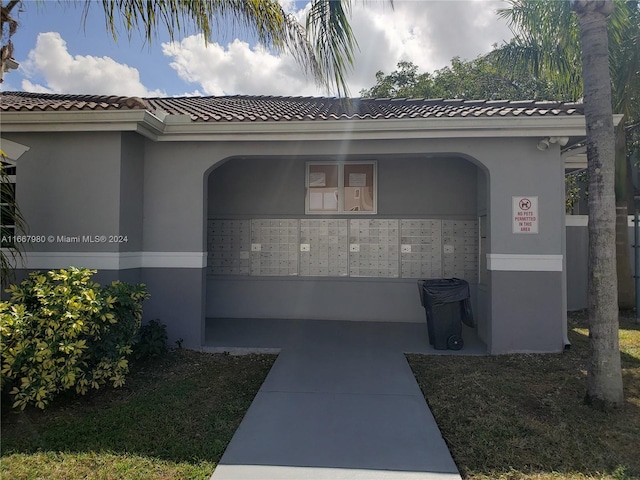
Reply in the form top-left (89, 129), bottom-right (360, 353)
top-left (203, 153), bottom-right (490, 350)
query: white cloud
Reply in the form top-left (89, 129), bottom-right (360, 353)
top-left (21, 32), bottom-right (165, 97)
top-left (162, 35), bottom-right (319, 96)
top-left (14, 2), bottom-right (513, 98)
top-left (161, 0), bottom-right (513, 97)
top-left (343, 0), bottom-right (513, 93)
top-left (20, 79), bottom-right (54, 94)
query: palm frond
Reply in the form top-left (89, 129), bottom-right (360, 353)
top-left (305, 0), bottom-right (359, 97)
top-left (609, 0), bottom-right (640, 119)
top-left (1, 155), bottom-right (27, 288)
top-left (496, 0), bottom-right (638, 115)
top-left (496, 0), bottom-right (582, 99)
top-left (81, 0), bottom-right (362, 96)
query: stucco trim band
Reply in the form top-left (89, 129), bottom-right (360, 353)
top-left (566, 215), bottom-right (640, 227)
top-left (565, 215), bottom-right (588, 226)
top-left (3, 251), bottom-right (207, 270)
top-left (487, 254), bottom-right (563, 272)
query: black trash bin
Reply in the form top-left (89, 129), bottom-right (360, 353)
top-left (418, 278), bottom-right (474, 350)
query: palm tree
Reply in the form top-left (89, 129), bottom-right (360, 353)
top-left (1, 0), bottom-right (361, 96)
top-left (498, 0), bottom-right (640, 310)
top-left (573, 0), bottom-right (625, 410)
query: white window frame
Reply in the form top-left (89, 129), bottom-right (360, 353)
top-left (305, 161), bottom-right (378, 215)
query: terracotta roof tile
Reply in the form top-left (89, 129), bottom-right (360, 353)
top-left (0, 91), bottom-right (584, 122)
top-left (0, 92), bottom-right (148, 112)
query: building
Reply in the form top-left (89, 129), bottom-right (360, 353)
top-left (1, 92), bottom-right (604, 353)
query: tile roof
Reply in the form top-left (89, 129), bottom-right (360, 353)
top-left (1, 91), bottom-right (584, 122)
top-left (0, 92), bottom-right (148, 111)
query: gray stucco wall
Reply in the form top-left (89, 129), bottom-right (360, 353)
top-left (7, 132), bottom-right (123, 253)
top-left (4, 131), bottom-right (568, 353)
top-left (207, 155), bottom-right (480, 218)
top-left (208, 157), bottom-right (306, 216)
top-left (566, 223), bottom-right (589, 311)
top-left (490, 271), bottom-right (565, 353)
top-left (566, 219), bottom-right (639, 311)
top-left (141, 268), bottom-right (206, 348)
top-left (377, 157), bottom-right (478, 216)
top-left (119, 132), bottom-right (144, 252)
top-left (480, 139), bottom-right (564, 255)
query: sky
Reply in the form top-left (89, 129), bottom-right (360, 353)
top-left (1, 0), bottom-right (515, 98)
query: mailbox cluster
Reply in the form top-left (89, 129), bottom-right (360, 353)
top-left (299, 219), bottom-right (349, 277)
top-left (207, 218), bottom-right (478, 281)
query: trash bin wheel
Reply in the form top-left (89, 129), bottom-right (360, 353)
top-left (447, 334), bottom-right (464, 350)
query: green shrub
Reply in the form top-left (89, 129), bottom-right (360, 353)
top-left (0, 267), bottom-right (149, 410)
top-left (133, 319), bottom-right (168, 360)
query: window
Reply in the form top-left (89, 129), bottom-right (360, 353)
top-left (306, 161), bottom-right (377, 214)
top-left (1, 161), bottom-right (17, 247)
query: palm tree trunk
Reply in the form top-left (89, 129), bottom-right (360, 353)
top-left (573, 0), bottom-right (624, 410)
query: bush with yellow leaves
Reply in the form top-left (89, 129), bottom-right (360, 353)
top-left (0, 267), bottom-right (149, 410)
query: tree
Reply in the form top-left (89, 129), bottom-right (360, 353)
top-left (360, 60), bottom-right (433, 98)
top-left (1, 0), bottom-right (363, 96)
top-left (497, 0), bottom-right (640, 309)
top-left (572, 0), bottom-right (624, 410)
top-left (360, 55), bottom-right (571, 101)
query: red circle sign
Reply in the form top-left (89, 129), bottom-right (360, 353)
top-left (519, 198), bottom-right (532, 210)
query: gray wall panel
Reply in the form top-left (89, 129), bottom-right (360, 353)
top-left (6, 132), bottom-right (122, 252)
top-left (207, 277), bottom-right (479, 324)
top-left (119, 133), bottom-right (144, 252)
top-left (208, 157), bottom-right (306, 216)
top-left (141, 268), bottom-right (206, 348)
top-left (490, 271), bottom-right (565, 353)
top-left (378, 157), bottom-right (477, 216)
top-left (477, 140), bottom-right (565, 255)
top-left (566, 225), bottom-right (589, 311)
top-left (207, 156), bottom-right (479, 218)
top-left (566, 221), bottom-right (640, 311)
top-left (143, 141), bottom-right (224, 252)
top-left (476, 283), bottom-right (491, 345)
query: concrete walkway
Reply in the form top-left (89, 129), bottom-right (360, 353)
top-left (207, 319), bottom-right (482, 480)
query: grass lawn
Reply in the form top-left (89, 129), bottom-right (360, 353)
top-left (407, 310), bottom-right (640, 480)
top-left (1, 350), bottom-right (277, 480)
top-left (2, 313), bottom-right (638, 480)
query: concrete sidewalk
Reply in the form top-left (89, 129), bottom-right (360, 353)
top-left (208, 319), bottom-right (477, 480)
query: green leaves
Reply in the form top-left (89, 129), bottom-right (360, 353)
top-left (0, 267), bottom-right (149, 410)
top-left (497, 0), bottom-right (640, 118)
top-left (133, 318), bottom-right (168, 360)
top-left (360, 56), bottom-right (572, 102)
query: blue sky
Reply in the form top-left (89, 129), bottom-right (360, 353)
top-left (2, 0), bottom-right (514, 97)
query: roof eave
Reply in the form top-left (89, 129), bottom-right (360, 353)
top-left (0, 110), bottom-right (165, 140)
top-left (155, 115), bottom-right (590, 142)
top-left (0, 109), bottom-right (615, 142)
